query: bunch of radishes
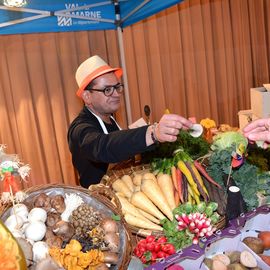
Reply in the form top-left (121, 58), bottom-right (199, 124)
top-left (133, 235), bottom-right (176, 265)
top-left (175, 212), bottom-right (217, 244)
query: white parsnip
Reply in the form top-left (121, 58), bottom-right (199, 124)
top-left (142, 172), bottom-right (157, 182)
top-left (124, 213), bottom-right (163, 231)
top-left (130, 192), bottom-right (166, 220)
top-left (112, 179), bottom-right (132, 198)
top-left (121, 175), bottom-right (134, 192)
top-left (116, 195), bottom-right (149, 222)
top-left (141, 178), bottom-right (173, 221)
top-left (138, 209), bottom-right (160, 224)
top-left (133, 174), bottom-right (142, 186)
top-left (157, 174), bottom-right (176, 210)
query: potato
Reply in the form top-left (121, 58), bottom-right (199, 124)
top-left (212, 254), bottom-right (230, 266)
top-left (203, 258), bottom-right (213, 269)
top-left (240, 250), bottom-right (257, 268)
top-left (225, 251), bottom-right (241, 264)
top-left (227, 263), bottom-right (247, 270)
top-left (212, 259), bottom-right (227, 270)
top-left (242, 237), bottom-right (264, 254)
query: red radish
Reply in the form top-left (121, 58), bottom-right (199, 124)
top-left (146, 242), bottom-right (155, 251)
top-left (151, 252), bottom-right (157, 262)
top-left (154, 243), bottom-right (161, 252)
top-left (192, 237), bottom-right (199, 244)
top-left (181, 213), bottom-right (189, 224)
top-left (146, 235), bottom-right (156, 243)
top-left (141, 255), bottom-right (147, 264)
top-left (157, 251), bottom-right (167, 258)
top-left (157, 236), bottom-right (167, 244)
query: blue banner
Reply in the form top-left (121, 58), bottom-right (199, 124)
top-left (0, 0), bottom-right (183, 35)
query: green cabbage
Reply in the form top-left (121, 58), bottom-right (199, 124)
top-left (211, 131), bottom-right (248, 151)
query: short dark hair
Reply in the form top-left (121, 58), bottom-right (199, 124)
top-left (85, 80), bottom-right (95, 91)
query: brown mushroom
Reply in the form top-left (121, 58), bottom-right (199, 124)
top-left (46, 212), bottom-right (61, 227)
top-left (53, 220), bottom-right (74, 242)
top-left (50, 195), bottom-right (65, 214)
top-left (34, 193), bottom-right (51, 212)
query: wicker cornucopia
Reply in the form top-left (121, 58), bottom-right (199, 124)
top-left (0, 184), bottom-right (132, 270)
top-left (102, 164), bottom-right (226, 238)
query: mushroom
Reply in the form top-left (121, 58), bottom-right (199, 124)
top-left (16, 237), bottom-right (33, 267)
top-left (11, 204), bottom-right (29, 221)
top-left (46, 212), bottom-right (61, 227)
top-left (50, 195), bottom-right (65, 214)
top-left (100, 218), bottom-right (119, 234)
top-left (32, 241), bottom-right (49, 262)
top-left (34, 257), bottom-right (61, 270)
top-left (53, 220), bottom-right (74, 242)
top-left (34, 193), bottom-right (51, 212)
top-left (28, 207), bottom-right (47, 223)
top-left (25, 221), bottom-right (46, 242)
top-left (5, 214), bottom-right (24, 231)
top-left (104, 232), bottom-right (120, 253)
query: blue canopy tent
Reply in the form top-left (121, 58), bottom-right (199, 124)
top-left (0, 0), bottom-right (184, 124)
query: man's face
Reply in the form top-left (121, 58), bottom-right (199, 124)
top-left (83, 72), bottom-right (122, 115)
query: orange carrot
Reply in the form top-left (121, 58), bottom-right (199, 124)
top-left (171, 166), bottom-right (178, 191)
top-left (176, 168), bottom-right (184, 203)
top-left (174, 190), bottom-right (180, 206)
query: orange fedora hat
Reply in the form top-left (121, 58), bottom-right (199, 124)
top-left (75, 55), bottom-right (123, 97)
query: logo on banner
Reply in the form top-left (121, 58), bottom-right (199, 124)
top-left (57, 3), bottom-right (102, 27)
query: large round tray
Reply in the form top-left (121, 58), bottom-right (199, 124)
top-left (0, 184), bottom-right (132, 270)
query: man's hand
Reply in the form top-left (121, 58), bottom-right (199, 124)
top-left (146, 114), bottom-right (193, 146)
top-left (243, 118), bottom-right (270, 148)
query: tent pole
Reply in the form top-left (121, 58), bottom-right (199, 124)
top-left (117, 26), bottom-right (132, 126)
top-left (114, 0), bottom-right (132, 126)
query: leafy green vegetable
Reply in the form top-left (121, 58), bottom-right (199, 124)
top-left (142, 130), bottom-right (210, 165)
top-left (161, 218), bottom-right (193, 250)
top-left (211, 131), bottom-right (248, 151)
top-left (206, 145), bottom-right (270, 210)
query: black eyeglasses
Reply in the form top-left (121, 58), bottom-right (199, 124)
top-left (86, 83), bottom-right (124, 97)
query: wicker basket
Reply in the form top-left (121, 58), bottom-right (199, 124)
top-left (0, 184), bottom-right (132, 270)
top-left (101, 163), bottom-right (227, 238)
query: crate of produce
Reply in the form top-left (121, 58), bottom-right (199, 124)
top-left (229, 205), bottom-right (270, 267)
top-left (0, 184), bottom-right (132, 270)
top-left (199, 226), bottom-right (270, 270)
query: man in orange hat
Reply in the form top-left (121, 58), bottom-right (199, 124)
top-left (68, 55), bottom-right (193, 188)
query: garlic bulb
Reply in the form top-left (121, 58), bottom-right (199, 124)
top-left (61, 193), bottom-right (83, 221)
top-left (11, 204), bottom-right (29, 222)
top-left (5, 214), bottom-right (24, 231)
top-left (25, 221), bottom-right (46, 241)
top-left (32, 241), bottom-right (49, 262)
top-left (28, 208), bottom-right (47, 223)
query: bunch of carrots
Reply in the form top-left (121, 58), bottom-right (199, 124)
top-left (152, 148), bottom-right (222, 206)
top-left (111, 150), bottom-right (221, 232)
